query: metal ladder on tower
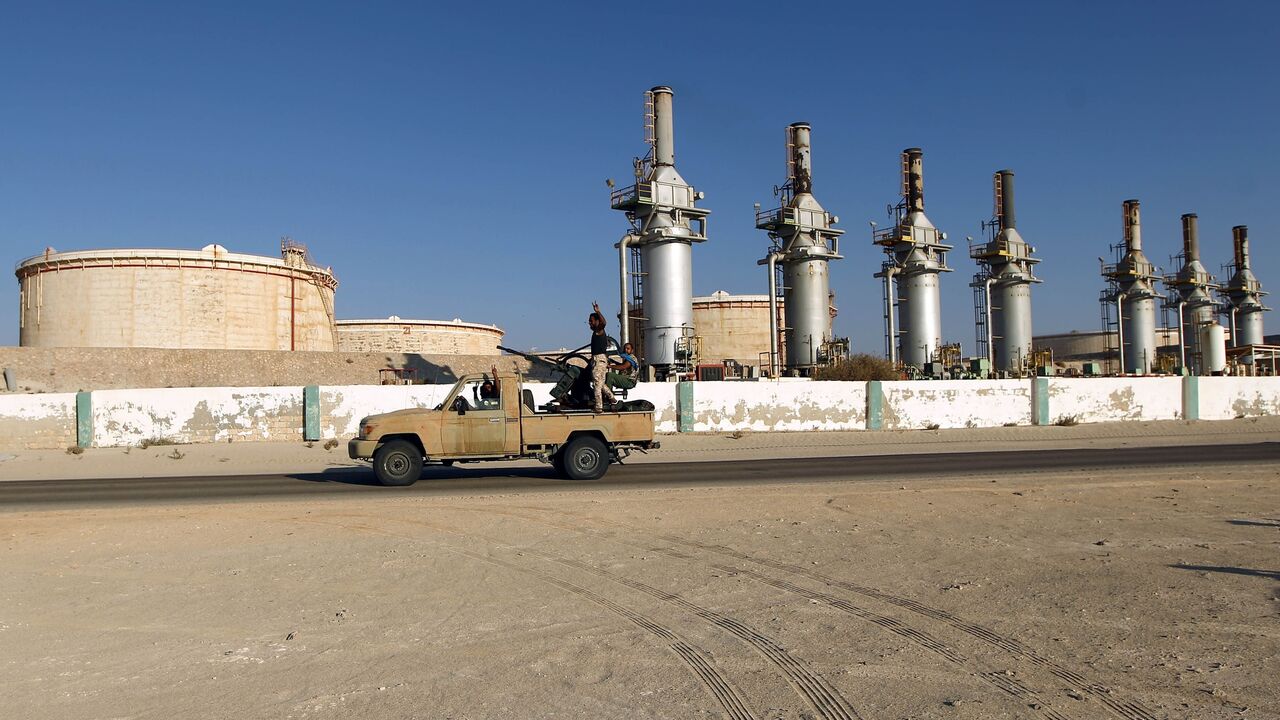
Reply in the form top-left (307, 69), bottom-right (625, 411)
top-left (972, 271), bottom-right (991, 363)
top-left (643, 90), bottom-right (656, 149)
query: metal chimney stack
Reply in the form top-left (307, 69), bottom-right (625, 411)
top-left (970, 170), bottom-right (1040, 374)
top-left (873, 148), bottom-right (952, 371)
top-left (1224, 225), bottom-right (1268, 346)
top-left (755, 123), bottom-right (844, 376)
top-left (610, 86), bottom-right (710, 378)
top-left (1161, 214), bottom-right (1220, 373)
top-left (1101, 200), bottom-right (1163, 374)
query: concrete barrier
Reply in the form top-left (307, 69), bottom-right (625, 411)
top-left (881, 380), bottom-right (1032, 430)
top-left (1046, 377), bottom-right (1183, 424)
top-left (0, 393), bottom-right (77, 451)
top-left (92, 387), bottom-right (304, 447)
top-left (689, 380), bottom-right (866, 432)
top-left (3, 375), bottom-right (1280, 450)
top-left (1198, 376), bottom-right (1280, 420)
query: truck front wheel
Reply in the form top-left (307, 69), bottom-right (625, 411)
top-left (373, 439), bottom-right (424, 486)
top-left (561, 436), bottom-right (608, 481)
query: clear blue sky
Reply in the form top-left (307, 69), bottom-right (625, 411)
top-left (3, 2), bottom-right (1277, 353)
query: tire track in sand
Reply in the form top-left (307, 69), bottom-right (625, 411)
top-left (296, 518), bottom-right (757, 720)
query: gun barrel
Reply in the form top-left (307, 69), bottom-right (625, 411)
top-left (498, 345), bottom-right (559, 366)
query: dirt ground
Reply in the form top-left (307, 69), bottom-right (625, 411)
top-left (3, 455), bottom-right (1278, 719)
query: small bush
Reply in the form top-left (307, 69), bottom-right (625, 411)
top-left (139, 438), bottom-right (177, 449)
top-left (167, 448), bottom-right (185, 460)
top-left (1054, 415), bottom-right (1080, 427)
top-left (65, 445), bottom-right (84, 455)
top-left (813, 354), bottom-right (899, 381)
top-left (925, 423), bottom-right (941, 431)
top-left (324, 438), bottom-right (340, 450)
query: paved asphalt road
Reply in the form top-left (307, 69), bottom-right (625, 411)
top-left (1, 442), bottom-right (1275, 509)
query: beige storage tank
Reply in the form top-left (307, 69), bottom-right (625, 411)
top-left (336, 317), bottom-right (503, 355)
top-left (15, 241), bottom-right (338, 350)
top-left (691, 291), bottom-right (784, 367)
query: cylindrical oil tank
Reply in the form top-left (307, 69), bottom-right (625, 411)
top-left (15, 245), bottom-right (337, 350)
top-left (900, 269), bottom-right (941, 367)
top-left (783, 259), bottom-right (830, 368)
top-left (1186, 302), bottom-right (1215, 371)
top-left (1199, 322), bottom-right (1227, 374)
top-left (335, 317), bottom-right (503, 355)
top-left (1236, 307), bottom-right (1265, 346)
top-left (691, 291), bottom-right (783, 368)
top-left (993, 275), bottom-right (1033, 371)
top-left (1123, 294), bottom-right (1158, 373)
top-left (641, 241), bottom-right (694, 366)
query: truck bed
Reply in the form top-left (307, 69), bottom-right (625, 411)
top-left (520, 408), bottom-right (656, 448)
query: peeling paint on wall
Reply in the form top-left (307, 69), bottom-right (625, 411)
top-left (1047, 378), bottom-right (1182, 423)
top-left (92, 387), bottom-right (303, 447)
top-left (1199, 377), bottom-right (1280, 420)
top-left (692, 381), bottom-right (866, 432)
top-left (882, 380), bottom-right (1031, 430)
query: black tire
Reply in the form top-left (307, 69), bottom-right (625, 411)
top-left (561, 436), bottom-right (608, 481)
top-left (373, 439), bottom-right (423, 486)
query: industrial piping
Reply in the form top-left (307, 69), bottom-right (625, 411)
top-left (756, 122), bottom-right (844, 375)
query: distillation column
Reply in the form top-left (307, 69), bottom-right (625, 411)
top-left (755, 123), bottom-right (844, 374)
top-left (970, 170), bottom-right (1040, 373)
top-left (1224, 225), bottom-right (1268, 346)
top-left (874, 148), bottom-right (952, 369)
top-left (1163, 214), bottom-right (1219, 373)
top-left (1102, 200), bottom-right (1163, 374)
top-left (610, 86), bottom-right (710, 376)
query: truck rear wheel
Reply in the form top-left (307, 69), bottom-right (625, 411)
top-left (561, 436), bottom-right (608, 480)
top-left (373, 439), bottom-right (423, 486)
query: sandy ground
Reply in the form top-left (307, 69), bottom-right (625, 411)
top-left (1, 428), bottom-right (1278, 719)
top-left (2, 416), bottom-right (1279, 482)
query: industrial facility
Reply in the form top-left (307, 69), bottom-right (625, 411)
top-left (15, 241), bottom-right (339, 351)
top-left (756, 122), bottom-right (845, 377)
top-left (336, 317), bottom-right (503, 355)
top-left (611, 86), bottom-right (711, 379)
top-left (8, 83), bottom-right (1273, 381)
top-left (970, 170), bottom-right (1040, 376)
top-left (874, 148), bottom-right (953, 373)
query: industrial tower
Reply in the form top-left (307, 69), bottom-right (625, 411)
top-left (1223, 225), bottom-right (1268, 347)
top-left (756, 122), bottom-right (845, 376)
top-left (874, 148), bottom-right (953, 370)
top-left (1162, 214), bottom-right (1220, 373)
top-left (611, 86), bottom-right (710, 379)
top-left (970, 170), bottom-right (1040, 375)
top-left (1101, 200), bottom-right (1163, 374)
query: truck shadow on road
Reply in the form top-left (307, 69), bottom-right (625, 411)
top-left (289, 465), bottom-right (563, 487)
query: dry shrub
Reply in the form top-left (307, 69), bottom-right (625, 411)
top-left (813, 354), bottom-right (899, 382)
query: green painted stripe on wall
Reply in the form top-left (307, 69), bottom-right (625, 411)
top-left (1182, 375), bottom-right (1199, 421)
top-left (304, 385), bottom-right (321, 441)
top-left (1033, 377), bottom-right (1050, 426)
top-left (76, 391), bottom-right (92, 448)
top-left (677, 382), bottom-right (694, 433)
top-left (866, 381), bottom-right (883, 430)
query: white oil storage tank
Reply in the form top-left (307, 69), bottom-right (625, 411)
top-left (1199, 322), bottom-right (1227, 374)
top-left (336, 317), bottom-right (503, 355)
top-left (15, 240), bottom-right (338, 350)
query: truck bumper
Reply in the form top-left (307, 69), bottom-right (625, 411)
top-left (348, 438), bottom-right (379, 460)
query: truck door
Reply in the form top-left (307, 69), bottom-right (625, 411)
top-left (441, 377), bottom-right (509, 456)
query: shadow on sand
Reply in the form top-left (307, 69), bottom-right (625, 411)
top-left (288, 463), bottom-right (562, 487)
top-left (1170, 564), bottom-right (1280, 582)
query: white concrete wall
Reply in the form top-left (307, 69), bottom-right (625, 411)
top-left (1199, 376), bottom-right (1280, 420)
top-left (0, 393), bottom-right (77, 450)
top-left (93, 387), bottom-right (303, 447)
top-left (882, 380), bottom-right (1032, 430)
top-left (1047, 377), bottom-right (1183, 424)
top-left (692, 380), bottom-right (866, 432)
top-left (320, 385), bottom-right (454, 438)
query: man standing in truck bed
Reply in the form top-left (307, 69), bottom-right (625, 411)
top-left (589, 301), bottom-right (616, 413)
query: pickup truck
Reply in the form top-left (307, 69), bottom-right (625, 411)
top-left (348, 371), bottom-right (659, 485)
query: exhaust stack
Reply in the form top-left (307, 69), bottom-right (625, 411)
top-left (1224, 225), bottom-right (1268, 346)
top-left (610, 86), bottom-right (711, 378)
top-left (1162, 213), bottom-right (1220, 374)
top-left (756, 122), bottom-right (844, 375)
top-left (874, 148), bottom-right (952, 371)
top-left (970, 169), bottom-right (1039, 375)
top-left (1101, 199), bottom-right (1163, 374)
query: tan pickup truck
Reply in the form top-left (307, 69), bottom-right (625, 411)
top-left (348, 371), bottom-right (659, 485)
